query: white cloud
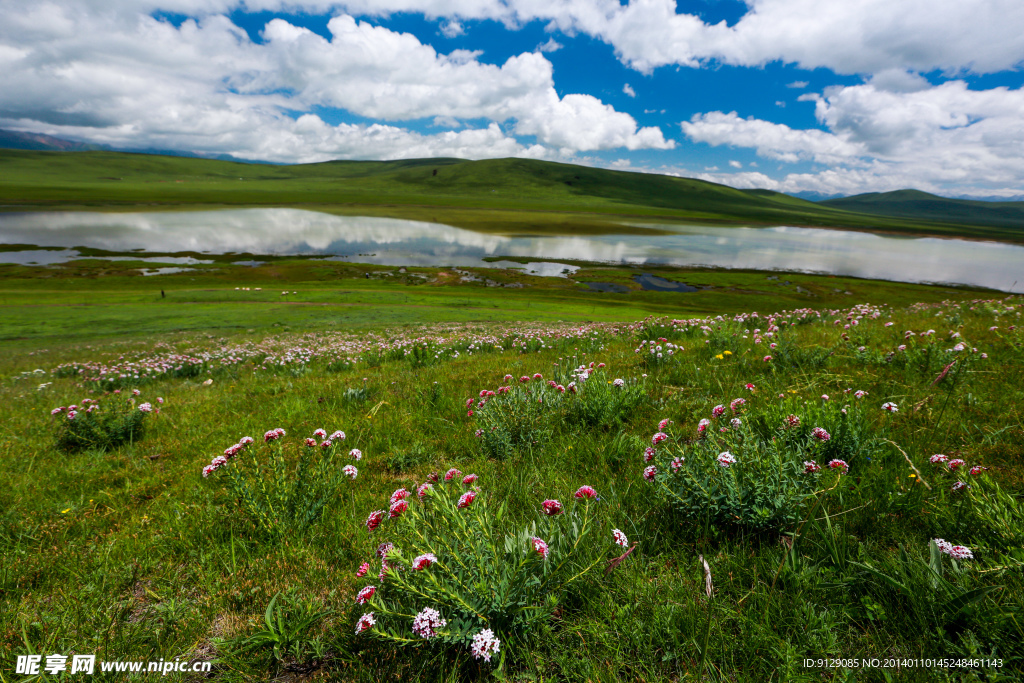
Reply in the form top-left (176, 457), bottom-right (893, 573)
top-left (622, 83), bottom-right (635, 97)
top-left (786, 81), bottom-right (809, 89)
top-left (729, 160), bottom-right (742, 168)
top-left (0, 3), bottom-right (672, 159)
top-left (439, 19), bottom-right (464, 37)
top-left (537, 37), bottom-right (562, 52)
top-left (682, 80), bottom-right (1024, 196)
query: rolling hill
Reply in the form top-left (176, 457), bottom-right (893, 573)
top-left (821, 189), bottom-right (1024, 230)
top-left (0, 149), bottom-right (1021, 241)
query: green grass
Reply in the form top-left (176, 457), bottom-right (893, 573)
top-left (0, 257), bottom-right (996, 343)
top-left (3, 150), bottom-right (1022, 241)
top-left (2, 260), bottom-right (1023, 680)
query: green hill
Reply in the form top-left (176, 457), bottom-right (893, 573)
top-left (1, 150), bottom-right (1021, 241)
top-left (821, 189), bottom-right (1024, 230)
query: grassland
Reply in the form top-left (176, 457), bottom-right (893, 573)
top-left (2, 253), bottom-right (1024, 681)
top-left (3, 150), bottom-right (1023, 242)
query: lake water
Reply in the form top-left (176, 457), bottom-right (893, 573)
top-left (0, 208), bottom-right (1020, 292)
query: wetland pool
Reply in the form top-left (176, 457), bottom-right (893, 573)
top-left (0, 208), bottom-right (1020, 291)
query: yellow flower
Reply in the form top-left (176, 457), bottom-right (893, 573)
top-left (715, 354), bottom-right (724, 360)
top-left (723, 350), bottom-right (732, 355)
top-left (909, 474), bottom-right (916, 478)
top-left (61, 508), bottom-right (71, 514)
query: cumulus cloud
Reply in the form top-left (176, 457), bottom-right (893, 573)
top-left (537, 37), bottom-right (563, 52)
top-left (0, 1), bottom-right (671, 161)
top-left (682, 80), bottom-right (1024, 196)
top-left (623, 83), bottom-right (636, 97)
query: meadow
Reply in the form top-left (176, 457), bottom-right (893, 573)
top-left (2, 259), bottom-right (1023, 681)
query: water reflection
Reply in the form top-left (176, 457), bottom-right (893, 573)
top-left (0, 208), bottom-right (1020, 292)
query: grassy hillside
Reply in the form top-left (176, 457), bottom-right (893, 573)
top-left (3, 150), bottom-right (1022, 241)
top-left (821, 189), bottom-right (1024, 230)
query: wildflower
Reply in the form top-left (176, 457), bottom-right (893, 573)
top-left (712, 404), bottom-right (726, 418)
top-left (804, 460), bottom-right (821, 473)
top-left (157, 397), bottom-right (164, 404)
top-left (202, 464), bottom-right (216, 478)
top-left (643, 446), bottom-right (656, 463)
top-left (264, 429), bottom-right (283, 443)
top-left (820, 394), bottom-right (829, 401)
top-left (533, 373), bottom-right (543, 380)
top-left (444, 468), bottom-right (462, 481)
top-left (730, 417), bottom-right (742, 429)
top-left (519, 376), bottom-right (530, 383)
top-left (828, 459), bottom-right (849, 474)
top-left (376, 542), bottom-right (394, 559)
top-left (365, 510), bottom-right (386, 532)
top-left (969, 466), bottom-right (987, 476)
top-left (412, 607), bottom-right (446, 639)
top-left (643, 465), bottom-right (657, 482)
top-left (531, 537), bottom-right (549, 558)
top-left (881, 402), bottom-right (898, 412)
top-left (389, 500), bottom-right (409, 518)
top-left (730, 398), bottom-right (746, 412)
top-left (313, 428), bottom-right (327, 438)
top-left (658, 418), bottom-right (672, 430)
top-left (671, 456), bottom-right (685, 472)
top-left (343, 465), bottom-right (358, 480)
top-left (417, 482), bottom-right (433, 498)
top-left (745, 383), bottom-right (756, 391)
top-left (854, 390), bottom-right (867, 399)
top-left (138, 402), bottom-right (153, 413)
top-left (305, 438), bottom-right (317, 447)
top-left (470, 628), bottom-right (501, 662)
top-left (466, 398), bottom-right (475, 407)
top-left (613, 378), bottom-right (625, 387)
top-left (355, 613), bottom-right (376, 634)
top-left (349, 448), bottom-right (362, 460)
top-left (390, 488), bottom-right (410, 505)
top-left (239, 436), bottom-right (254, 445)
top-left (330, 430), bottom-right (346, 440)
top-left (812, 427), bottom-right (831, 442)
top-left (575, 485), bottom-right (598, 499)
top-left (612, 529), bottom-right (629, 547)
top-left (320, 439), bottom-right (332, 449)
top-left (717, 451), bottom-right (737, 468)
top-left (474, 429), bottom-right (484, 437)
top-left (934, 538), bottom-right (953, 554)
top-left (949, 545), bottom-right (974, 560)
top-left (948, 459), bottom-right (966, 471)
top-left (763, 355), bottom-right (772, 362)
top-left (355, 562), bottom-right (370, 578)
top-left (951, 481), bottom-right (969, 493)
top-left (652, 432), bottom-right (669, 446)
top-left (412, 553), bottom-right (438, 571)
top-left (542, 499), bottom-right (563, 515)
top-left (427, 472), bottom-right (440, 483)
top-left (132, 389), bottom-right (141, 396)
top-left (697, 418), bottom-right (710, 433)
top-left (355, 586), bottom-right (376, 604)
top-left (50, 407), bottom-right (63, 415)
top-left (457, 491), bottom-right (477, 509)
top-left (785, 414), bottom-right (801, 428)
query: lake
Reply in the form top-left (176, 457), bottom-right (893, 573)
top-left (0, 208), bottom-right (1020, 292)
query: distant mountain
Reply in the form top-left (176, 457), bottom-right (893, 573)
top-left (0, 129), bottom-right (109, 152)
top-left (820, 189), bottom-right (1024, 230)
top-left (0, 129), bottom-right (272, 164)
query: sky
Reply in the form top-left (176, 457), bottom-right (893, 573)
top-left (1, 1), bottom-right (1023, 198)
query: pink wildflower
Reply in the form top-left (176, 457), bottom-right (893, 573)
top-left (812, 427), bottom-right (831, 442)
top-left (804, 460), bottom-right (821, 473)
top-left (652, 432), bottom-right (668, 446)
top-left (365, 510), bottom-right (386, 532)
top-left (542, 499), bottom-right (563, 515)
top-left (612, 529), bottom-right (628, 547)
top-left (745, 383), bottom-right (756, 391)
top-left (717, 451), bottom-right (737, 468)
top-left (355, 585), bottom-right (375, 604)
top-left (828, 459), bottom-right (849, 474)
top-left (412, 553), bottom-right (438, 571)
top-left (930, 454), bottom-right (949, 464)
top-left (305, 438), bottom-right (317, 447)
top-left (417, 482), bottom-right (433, 498)
top-left (711, 404), bottom-right (726, 418)
top-left (951, 481), bottom-right (969, 492)
top-left (697, 418), bottom-right (710, 433)
top-left (457, 491), bottom-right (477, 509)
top-left (643, 446), bottom-right (656, 463)
top-left (969, 466), bottom-right (987, 476)
top-left (658, 418), bottom-right (672, 430)
top-left (786, 414), bottom-right (801, 428)
top-left (355, 613), bottom-right (376, 634)
top-left (313, 429), bottom-right (327, 439)
top-left (389, 499), bottom-right (409, 518)
top-left (671, 456), bottom-right (685, 472)
top-left (356, 562), bottom-right (370, 578)
top-left (463, 473), bottom-right (479, 485)
top-left (643, 465), bottom-right (657, 482)
top-left (882, 402), bottom-right (898, 412)
top-left (390, 488), bottom-right (410, 505)
top-left (730, 398), bottom-right (746, 412)
top-left (531, 537), bottom-right (549, 558)
top-left (444, 468), bottom-right (462, 481)
top-left (948, 459), bottom-right (966, 471)
top-left (574, 485), bottom-right (597, 499)
top-left (343, 465), bottom-right (358, 480)
top-left (349, 448), bottom-right (362, 460)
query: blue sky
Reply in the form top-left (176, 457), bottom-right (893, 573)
top-left (2, 0), bottom-right (1023, 197)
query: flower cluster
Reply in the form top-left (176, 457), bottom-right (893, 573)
top-left (717, 451), bottom-right (737, 468)
top-left (612, 529), bottom-right (628, 547)
top-left (934, 539), bottom-right (974, 560)
top-left (411, 607), bottom-right (447, 639)
top-left (542, 499), bottom-right (563, 515)
top-left (470, 628), bottom-right (501, 662)
top-left (412, 553), bottom-right (438, 571)
top-left (531, 537), bottom-right (549, 558)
